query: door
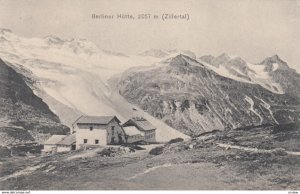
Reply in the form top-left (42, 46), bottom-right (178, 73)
top-left (118, 134), bottom-right (123, 144)
top-left (111, 137), bottom-right (115, 144)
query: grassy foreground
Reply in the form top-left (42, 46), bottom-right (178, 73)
top-left (0, 123), bottom-right (300, 190)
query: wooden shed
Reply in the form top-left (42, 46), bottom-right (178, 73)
top-left (122, 117), bottom-right (156, 143)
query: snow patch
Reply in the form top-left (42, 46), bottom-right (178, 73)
top-left (198, 59), bottom-right (252, 83)
top-left (245, 96), bottom-right (263, 124)
top-left (247, 63), bottom-right (284, 94)
top-left (272, 63), bottom-right (279, 71)
top-left (198, 57), bottom-right (284, 94)
top-left (255, 97), bottom-right (279, 124)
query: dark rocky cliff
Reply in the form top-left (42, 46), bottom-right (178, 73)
top-left (0, 58), bottom-right (69, 145)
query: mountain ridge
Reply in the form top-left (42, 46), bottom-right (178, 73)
top-left (118, 54), bottom-right (300, 135)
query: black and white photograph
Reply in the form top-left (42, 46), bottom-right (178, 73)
top-left (0, 0), bottom-right (299, 191)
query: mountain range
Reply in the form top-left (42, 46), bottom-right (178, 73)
top-left (119, 54), bottom-right (299, 135)
top-left (0, 29), bottom-right (188, 145)
top-left (0, 28), bottom-right (299, 143)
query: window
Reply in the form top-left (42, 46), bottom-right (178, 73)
top-left (83, 139), bottom-right (88, 143)
top-left (90, 126), bottom-right (93, 131)
top-left (95, 139), bottom-right (99, 144)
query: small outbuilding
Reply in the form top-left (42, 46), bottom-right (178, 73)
top-left (122, 126), bottom-right (144, 143)
top-left (42, 134), bottom-right (76, 155)
top-left (56, 133), bottom-right (76, 152)
top-left (122, 117), bottom-right (156, 143)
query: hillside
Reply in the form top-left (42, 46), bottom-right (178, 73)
top-left (118, 54), bottom-right (300, 135)
top-left (0, 58), bottom-right (69, 145)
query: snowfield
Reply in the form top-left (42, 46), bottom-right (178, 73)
top-left (0, 29), bottom-right (189, 142)
top-left (198, 56), bottom-right (284, 94)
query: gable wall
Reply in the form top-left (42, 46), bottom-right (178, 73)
top-left (75, 118), bottom-right (126, 149)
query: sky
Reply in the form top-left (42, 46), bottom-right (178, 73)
top-left (0, 0), bottom-right (299, 71)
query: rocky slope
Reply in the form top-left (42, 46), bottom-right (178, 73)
top-left (118, 54), bottom-right (300, 136)
top-left (258, 55), bottom-right (300, 97)
top-left (0, 58), bottom-right (69, 145)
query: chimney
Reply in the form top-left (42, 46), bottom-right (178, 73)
top-left (132, 107), bottom-right (145, 120)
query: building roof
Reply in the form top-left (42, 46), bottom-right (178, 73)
top-left (124, 118), bottom-right (156, 131)
top-left (74, 115), bottom-right (121, 125)
top-left (43, 134), bottom-right (76, 146)
top-left (43, 135), bottom-right (66, 145)
top-left (123, 126), bottom-right (144, 136)
top-left (134, 120), bottom-right (156, 131)
top-left (57, 134), bottom-right (76, 145)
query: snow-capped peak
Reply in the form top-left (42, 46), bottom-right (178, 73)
top-left (44, 35), bottom-right (65, 45)
top-left (199, 53), bottom-right (235, 68)
top-left (138, 49), bottom-right (170, 58)
top-left (260, 55), bottom-right (288, 66)
top-left (259, 55), bottom-right (289, 72)
top-left (0, 28), bottom-right (12, 34)
top-left (167, 49), bottom-right (197, 59)
top-left (0, 28), bottom-right (19, 42)
top-left (214, 53), bottom-right (231, 64)
top-left (218, 52), bottom-right (231, 58)
top-left (199, 55), bottom-right (215, 63)
top-left (197, 53), bottom-right (285, 94)
top-left (262, 54), bottom-right (282, 62)
top-left (43, 35), bottom-right (101, 55)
